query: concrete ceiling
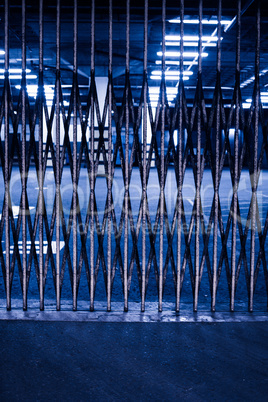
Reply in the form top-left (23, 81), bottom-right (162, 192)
top-left (0, 0), bottom-right (267, 109)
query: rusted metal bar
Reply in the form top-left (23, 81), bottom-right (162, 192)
top-left (141, 0), bottom-right (148, 313)
top-left (73, 0), bottom-right (78, 311)
top-left (159, 0), bottom-right (166, 312)
top-left (22, 0), bottom-right (27, 311)
top-left (4, 0), bottom-right (10, 311)
top-left (194, 0), bottom-right (203, 312)
top-left (249, 0), bottom-right (260, 312)
top-left (107, 0), bottom-right (113, 312)
top-left (231, 0), bottom-right (241, 312)
top-left (38, 0), bottom-right (44, 311)
top-left (212, 0), bottom-right (222, 312)
top-left (90, 0), bottom-right (95, 312)
top-left (176, 0), bottom-right (184, 313)
top-left (56, 0), bottom-right (61, 311)
top-left (124, 0), bottom-right (130, 312)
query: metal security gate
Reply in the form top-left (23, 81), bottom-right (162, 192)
top-left (0, 0), bottom-right (267, 312)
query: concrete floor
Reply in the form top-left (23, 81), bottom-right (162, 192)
top-left (0, 320), bottom-right (267, 401)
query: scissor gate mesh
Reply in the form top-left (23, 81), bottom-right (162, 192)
top-left (0, 0), bottom-right (267, 312)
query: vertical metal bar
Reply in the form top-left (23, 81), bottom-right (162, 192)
top-left (212, 0), bottom-right (222, 312)
top-left (231, 0), bottom-right (241, 312)
top-left (56, 0), bottom-right (61, 310)
top-left (4, 0), bottom-right (10, 311)
top-left (176, 0), bottom-right (184, 313)
top-left (90, 0), bottom-right (95, 312)
top-left (73, 0), bottom-right (78, 311)
top-left (194, 0), bottom-right (203, 312)
top-left (249, 0), bottom-right (260, 312)
top-left (107, 0), bottom-right (113, 312)
top-left (22, 0), bottom-right (27, 311)
top-left (124, 0), bottom-right (130, 312)
top-left (159, 0), bottom-right (166, 313)
top-left (141, 0), bottom-right (148, 313)
top-left (39, 0), bottom-right (44, 311)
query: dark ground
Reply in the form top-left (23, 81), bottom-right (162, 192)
top-left (0, 320), bottom-right (268, 401)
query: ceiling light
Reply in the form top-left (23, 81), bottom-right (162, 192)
top-left (247, 97), bottom-right (268, 104)
top-left (150, 75), bottom-right (189, 81)
top-left (15, 84), bottom-right (54, 91)
top-left (149, 87), bottom-right (178, 96)
top-left (241, 77), bottom-right (254, 88)
top-left (165, 35), bottom-right (220, 42)
top-left (157, 51), bottom-right (208, 57)
top-left (0, 50), bottom-right (5, 55)
top-left (168, 18), bottom-right (232, 25)
top-left (165, 41), bottom-right (217, 47)
top-left (149, 87), bottom-right (178, 95)
top-left (155, 60), bottom-right (198, 66)
top-left (148, 100), bottom-right (175, 107)
top-left (0, 68), bottom-right (31, 74)
top-left (151, 70), bottom-right (193, 76)
top-left (46, 100), bottom-right (69, 107)
top-left (15, 84), bottom-right (54, 99)
top-left (149, 95), bottom-right (175, 100)
top-left (0, 74), bottom-right (37, 79)
top-left (241, 69), bottom-right (268, 88)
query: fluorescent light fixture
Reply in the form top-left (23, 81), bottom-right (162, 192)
top-left (46, 100), bottom-right (69, 107)
top-left (155, 60), bottom-right (198, 66)
top-left (165, 35), bottom-right (220, 41)
top-left (172, 41), bottom-right (200, 47)
top-left (241, 69), bottom-right (268, 88)
top-left (246, 97), bottom-right (268, 104)
top-left (241, 76), bottom-right (254, 88)
top-left (150, 75), bottom-right (189, 81)
top-left (0, 74), bottom-right (37, 79)
top-left (15, 84), bottom-right (54, 99)
top-left (223, 16), bottom-right (236, 33)
top-left (16, 84), bottom-right (53, 90)
top-left (148, 100), bottom-right (174, 107)
top-left (0, 50), bottom-right (5, 55)
top-left (150, 95), bottom-right (175, 100)
top-left (157, 51), bottom-right (208, 57)
top-left (168, 18), bottom-right (232, 25)
top-left (151, 70), bottom-right (193, 76)
top-left (165, 41), bottom-right (217, 47)
top-left (242, 103), bottom-right (251, 109)
top-left (0, 68), bottom-right (31, 73)
top-left (149, 87), bottom-right (178, 95)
